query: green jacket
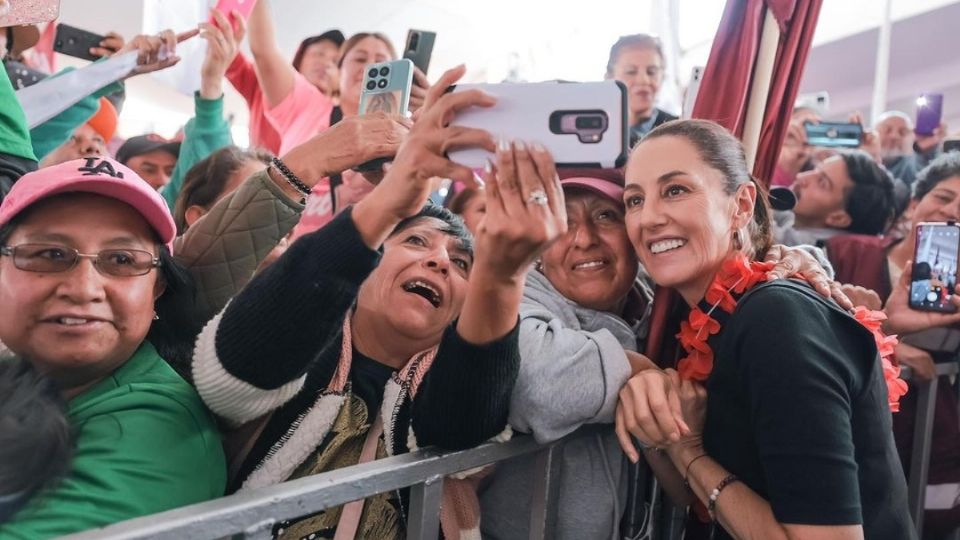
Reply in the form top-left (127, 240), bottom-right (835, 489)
top-left (0, 342), bottom-right (226, 539)
top-left (161, 92), bottom-right (233, 210)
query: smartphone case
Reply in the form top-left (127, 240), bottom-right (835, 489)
top-left (0, 0), bottom-right (60, 27)
top-left (447, 81), bottom-right (628, 169)
top-left (909, 222), bottom-right (960, 313)
top-left (210, 0), bottom-right (258, 24)
top-left (403, 30), bottom-right (436, 74)
top-left (359, 59), bottom-right (414, 117)
top-left (916, 93), bottom-right (944, 136)
top-left (54, 24), bottom-right (105, 62)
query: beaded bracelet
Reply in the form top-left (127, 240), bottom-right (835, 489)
top-left (270, 157), bottom-right (312, 198)
top-left (707, 474), bottom-right (740, 520)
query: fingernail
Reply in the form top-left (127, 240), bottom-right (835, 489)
top-left (514, 140), bottom-right (526, 151)
top-left (484, 158), bottom-right (494, 174)
top-left (473, 172), bottom-right (486, 188)
top-left (497, 139), bottom-right (510, 153)
top-left (531, 141), bottom-right (545, 152)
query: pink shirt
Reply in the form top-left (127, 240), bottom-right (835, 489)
top-left (290, 171), bottom-right (376, 241)
top-left (264, 71), bottom-right (335, 155)
top-left (225, 54), bottom-right (282, 155)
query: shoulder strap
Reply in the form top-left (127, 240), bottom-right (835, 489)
top-left (329, 106), bottom-right (344, 212)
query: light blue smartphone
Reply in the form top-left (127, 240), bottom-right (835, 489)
top-left (359, 59), bottom-right (415, 117)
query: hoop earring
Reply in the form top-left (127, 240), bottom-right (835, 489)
top-left (732, 229), bottom-right (744, 251)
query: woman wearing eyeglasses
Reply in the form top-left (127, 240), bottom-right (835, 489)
top-left (0, 158), bottom-right (225, 537)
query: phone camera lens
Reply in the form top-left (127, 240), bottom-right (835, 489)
top-left (377, 78), bottom-right (388, 89)
top-left (379, 66), bottom-right (390, 77)
top-left (575, 116), bottom-right (603, 130)
top-left (366, 80), bottom-right (377, 91)
top-left (408, 33), bottom-right (420, 51)
top-left (368, 68), bottom-right (379, 78)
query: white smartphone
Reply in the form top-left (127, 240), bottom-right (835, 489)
top-left (447, 81), bottom-right (628, 169)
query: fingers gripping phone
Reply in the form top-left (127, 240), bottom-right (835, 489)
top-left (210, 0), bottom-right (258, 24)
top-left (53, 24), bottom-right (105, 62)
top-left (910, 222), bottom-right (960, 313)
top-left (403, 29), bottom-right (436, 75)
top-left (447, 80), bottom-right (628, 169)
top-left (803, 121), bottom-right (863, 148)
top-left (354, 59), bottom-right (414, 172)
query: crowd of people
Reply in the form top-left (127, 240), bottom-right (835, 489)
top-left (2, 2), bottom-right (960, 539)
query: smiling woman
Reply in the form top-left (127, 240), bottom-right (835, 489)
top-left (0, 158), bottom-right (225, 537)
top-left (619, 120), bottom-right (913, 540)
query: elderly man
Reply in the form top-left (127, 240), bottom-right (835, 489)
top-left (875, 110), bottom-right (945, 185)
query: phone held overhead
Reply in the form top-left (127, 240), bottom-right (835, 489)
top-left (447, 80), bottom-right (628, 169)
top-left (403, 29), bottom-right (436, 75)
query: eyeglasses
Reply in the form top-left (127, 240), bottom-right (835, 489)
top-left (0, 244), bottom-right (161, 277)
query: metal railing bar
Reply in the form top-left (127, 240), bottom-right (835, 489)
top-left (527, 444), bottom-right (562, 539)
top-left (406, 475), bottom-right (443, 540)
top-left (902, 362), bottom-right (959, 536)
top-left (61, 427), bottom-right (604, 540)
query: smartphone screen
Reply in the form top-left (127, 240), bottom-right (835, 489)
top-left (910, 222), bottom-right (960, 312)
top-left (804, 121), bottom-right (863, 148)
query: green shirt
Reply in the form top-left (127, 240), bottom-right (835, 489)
top-left (0, 66), bottom-right (35, 162)
top-left (0, 342), bottom-right (226, 539)
top-left (161, 92), bottom-right (234, 210)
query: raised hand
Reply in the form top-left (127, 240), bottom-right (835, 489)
top-left (474, 140), bottom-right (567, 281)
top-left (198, 10), bottom-right (246, 98)
top-left (120, 28), bottom-right (200, 76)
top-left (352, 65), bottom-right (495, 249)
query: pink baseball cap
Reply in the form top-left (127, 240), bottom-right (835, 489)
top-left (0, 157), bottom-right (176, 252)
top-left (558, 167), bottom-right (625, 204)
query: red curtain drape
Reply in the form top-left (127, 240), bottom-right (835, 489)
top-left (644, 0), bottom-right (823, 365)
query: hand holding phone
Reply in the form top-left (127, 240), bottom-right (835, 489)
top-left (54, 24), bottom-right (106, 62)
top-left (909, 222), bottom-right (960, 313)
top-left (354, 59), bottom-right (415, 172)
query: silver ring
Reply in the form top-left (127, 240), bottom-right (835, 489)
top-left (527, 189), bottom-right (549, 206)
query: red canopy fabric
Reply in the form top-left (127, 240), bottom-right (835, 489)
top-left (644, 0), bottom-right (823, 366)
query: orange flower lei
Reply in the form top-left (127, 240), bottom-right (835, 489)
top-left (676, 254), bottom-right (908, 411)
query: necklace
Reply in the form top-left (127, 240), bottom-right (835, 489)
top-left (676, 254), bottom-right (907, 411)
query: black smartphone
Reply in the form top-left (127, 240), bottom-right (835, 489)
top-left (804, 121), bottom-right (863, 148)
top-left (54, 24), bottom-right (105, 62)
top-left (403, 29), bottom-right (436, 75)
top-left (909, 222), bottom-right (960, 313)
top-left (943, 139), bottom-right (960, 153)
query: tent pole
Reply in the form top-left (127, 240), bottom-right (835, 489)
top-left (870, 0), bottom-right (894, 125)
top-left (741, 8), bottom-right (780, 170)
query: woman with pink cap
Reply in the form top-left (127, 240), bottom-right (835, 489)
top-left (0, 157), bottom-right (225, 536)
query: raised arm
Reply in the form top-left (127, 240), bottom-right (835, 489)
top-left (247, 0), bottom-right (296, 108)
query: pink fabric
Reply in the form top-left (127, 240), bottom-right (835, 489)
top-left (560, 177), bottom-right (624, 203)
top-left (0, 158), bottom-right (176, 251)
top-left (226, 54), bottom-right (282, 154)
top-left (290, 171), bottom-right (376, 242)
top-left (264, 70), bottom-right (335, 155)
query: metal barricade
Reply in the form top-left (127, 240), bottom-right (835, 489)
top-left (903, 362), bottom-right (960, 537)
top-left (60, 427), bottom-right (609, 540)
